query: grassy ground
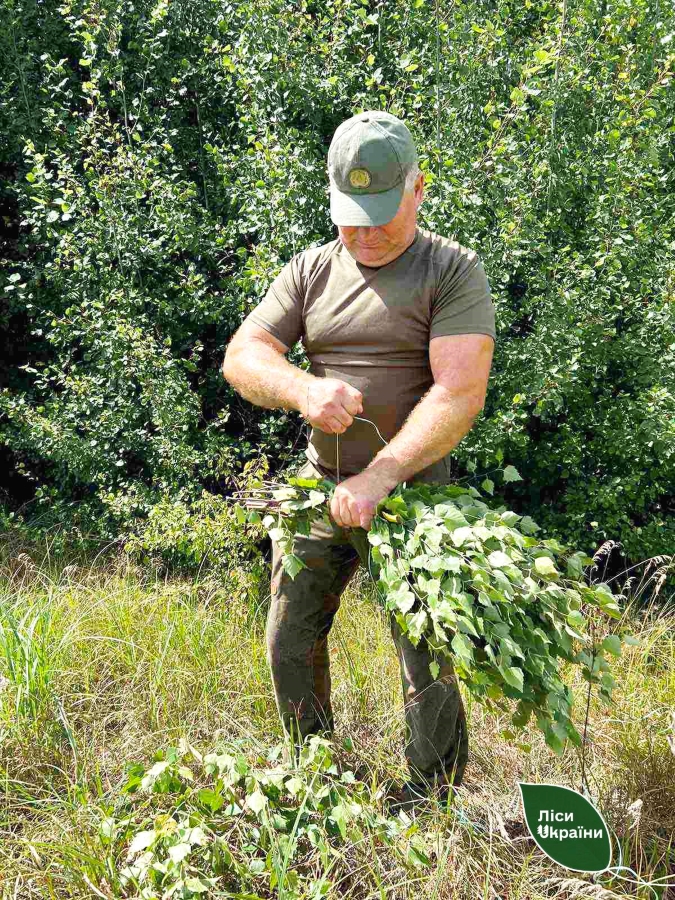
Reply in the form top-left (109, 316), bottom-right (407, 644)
top-left (0, 534), bottom-right (673, 899)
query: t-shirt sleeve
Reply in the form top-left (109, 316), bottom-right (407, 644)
top-left (430, 253), bottom-right (496, 341)
top-left (245, 255), bottom-right (305, 348)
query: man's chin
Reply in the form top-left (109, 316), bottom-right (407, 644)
top-left (355, 247), bottom-right (388, 266)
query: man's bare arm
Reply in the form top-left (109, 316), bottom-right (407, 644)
top-left (365, 333), bottom-right (495, 486)
top-left (222, 320), bottom-right (310, 414)
top-left (221, 320), bottom-right (363, 432)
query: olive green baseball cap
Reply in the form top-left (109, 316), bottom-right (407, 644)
top-left (327, 110), bottom-right (419, 226)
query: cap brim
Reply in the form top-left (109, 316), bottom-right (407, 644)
top-left (330, 182), bottom-right (404, 226)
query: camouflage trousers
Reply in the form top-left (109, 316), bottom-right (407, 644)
top-left (265, 457), bottom-right (469, 789)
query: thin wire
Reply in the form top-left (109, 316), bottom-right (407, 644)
top-left (598, 824), bottom-right (675, 898)
top-left (354, 414), bottom-right (389, 446)
top-left (335, 415), bottom-right (389, 485)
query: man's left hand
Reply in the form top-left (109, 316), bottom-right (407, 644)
top-left (329, 467), bottom-right (399, 530)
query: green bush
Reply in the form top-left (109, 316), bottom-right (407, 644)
top-left (123, 458), bottom-right (269, 586)
top-left (1, 0), bottom-right (673, 576)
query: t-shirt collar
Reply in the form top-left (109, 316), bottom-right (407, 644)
top-left (350, 226), bottom-right (421, 272)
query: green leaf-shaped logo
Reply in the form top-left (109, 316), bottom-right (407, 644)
top-left (518, 783), bottom-right (612, 873)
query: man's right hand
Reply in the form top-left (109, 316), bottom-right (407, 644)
top-left (304, 378), bottom-right (363, 434)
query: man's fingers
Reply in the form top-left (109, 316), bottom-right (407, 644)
top-left (331, 493), bottom-right (348, 528)
top-left (341, 494), bottom-right (361, 529)
top-left (345, 387), bottom-right (364, 415)
top-left (332, 488), bottom-right (362, 529)
top-left (342, 393), bottom-right (363, 417)
top-left (331, 405), bottom-right (354, 428)
top-left (326, 416), bottom-right (347, 434)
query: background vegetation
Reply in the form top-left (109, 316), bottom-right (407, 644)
top-left (1, 0), bottom-right (674, 575)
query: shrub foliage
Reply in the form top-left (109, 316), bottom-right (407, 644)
top-left (1, 0), bottom-right (674, 568)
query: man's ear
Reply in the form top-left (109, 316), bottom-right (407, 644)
top-left (415, 172), bottom-right (424, 208)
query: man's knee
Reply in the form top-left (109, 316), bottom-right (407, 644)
top-left (266, 613), bottom-right (313, 672)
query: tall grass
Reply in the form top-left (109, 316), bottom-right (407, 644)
top-left (0, 537), bottom-right (673, 899)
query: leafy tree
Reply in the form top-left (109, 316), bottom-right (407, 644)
top-left (0, 0), bottom-right (673, 581)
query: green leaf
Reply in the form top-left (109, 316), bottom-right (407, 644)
top-left (168, 843), bottom-right (192, 864)
top-left (184, 877), bottom-right (212, 893)
top-left (330, 803), bottom-right (348, 839)
top-left (438, 505), bottom-right (470, 531)
top-left (128, 830), bottom-right (155, 855)
top-left (520, 516), bottom-right (541, 535)
top-left (566, 610), bottom-right (585, 630)
top-left (544, 728), bottom-right (566, 755)
top-left (534, 556), bottom-right (558, 578)
top-left (600, 634), bottom-right (622, 656)
top-left (406, 609), bottom-right (428, 644)
top-left (249, 858), bottom-right (266, 874)
top-left (458, 615), bottom-right (480, 637)
top-left (285, 776), bottom-right (304, 796)
top-left (295, 517), bottom-right (311, 536)
top-left (512, 702), bottom-right (533, 727)
top-left (602, 602), bottom-right (622, 620)
top-left (481, 478), bottom-right (495, 495)
top-left (197, 788), bottom-right (224, 813)
top-left (288, 476), bottom-right (321, 488)
top-left (488, 550), bottom-right (512, 568)
top-left (388, 582), bottom-right (416, 613)
top-left (566, 552), bottom-right (587, 579)
top-left (451, 631), bottom-right (474, 663)
top-left (406, 836), bottom-right (432, 867)
top-left (499, 665), bottom-right (524, 692)
top-left (282, 498), bottom-right (315, 511)
top-left (429, 659), bottom-right (440, 680)
top-left (234, 503), bottom-right (247, 524)
top-left (185, 826), bottom-right (208, 846)
top-left (272, 487), bottom-right (297, 500)
top-left (499, 635), bottom-right (525, 659)
top-left (438, 554), bottom-right (462, 573)
top-left (500, 511), bottom-right (522, 526)
top-left (451, 526), bottom-right (473, 547)
top-left (416, 574), bottom-right (440, 598)
top-left (246, 789), bottom-right (267, 815)
top-left (282, 553), bottom-right (306, 579)
top-left (503, 465), bottom-right (523, 482)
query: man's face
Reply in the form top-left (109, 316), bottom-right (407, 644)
top-left (337, 172), bottom-right (424, 268)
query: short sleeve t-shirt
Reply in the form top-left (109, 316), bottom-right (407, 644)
top-left (245, 226), bottom-right (496, 477)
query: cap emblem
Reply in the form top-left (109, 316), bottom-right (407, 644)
top-left (348, 167), bottom-right (372, 188)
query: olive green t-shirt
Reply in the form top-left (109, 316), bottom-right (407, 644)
top-left (246, 226), bottom-right (496, 478)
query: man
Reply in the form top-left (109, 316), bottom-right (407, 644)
top-left (222, 110), bottom-right (495, 810)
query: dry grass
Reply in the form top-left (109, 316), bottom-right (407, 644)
top-left (0, 540), bottom-right (673, 899)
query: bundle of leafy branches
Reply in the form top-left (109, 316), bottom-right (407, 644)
top-left (95, 736), bottom-right (426, 899)
top-left (235, 468), bottom-right (638, 756)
